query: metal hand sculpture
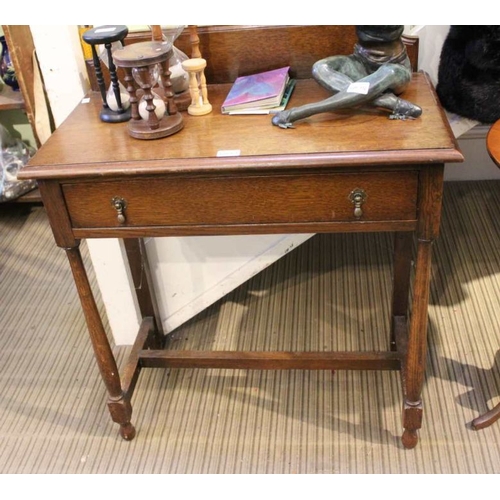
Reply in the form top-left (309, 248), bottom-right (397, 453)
top-left (272, 26), bottom-right (422, 128)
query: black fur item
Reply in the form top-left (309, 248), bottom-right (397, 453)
top-left (436, 26), bottom-right (500, 124)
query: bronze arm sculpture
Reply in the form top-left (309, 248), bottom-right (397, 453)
top-left (272, 25), bottom-right (422, 128)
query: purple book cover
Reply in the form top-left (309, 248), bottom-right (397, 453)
top-left (222, 67), bottom-right (290, 110)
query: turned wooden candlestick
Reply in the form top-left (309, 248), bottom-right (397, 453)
top-left (188, 25), bottom-right (202, 58)
top-left (181, 58), bottom-right (212, 116)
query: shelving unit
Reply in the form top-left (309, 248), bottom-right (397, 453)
top-left (1, 25), bottom-right (42, 204)
top-left (0, 84), bottom-right (24, 110)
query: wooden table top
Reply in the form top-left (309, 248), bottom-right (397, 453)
top-left (487, 119), bottom-right (500, 168)
top-left (22, 73), bottom-right (463, 181)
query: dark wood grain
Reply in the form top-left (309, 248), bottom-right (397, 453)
top-left (21, 74), bottom-right (462, 181)
top-left (65, 245), bottom-right (135, 440)
top-left (37, 181), bottom-right (77, 248)
top-left (86, 25), bottom-right (359, 89)
top-left (123, 238), bottom-right (165, 344)
top-left (401, 164), bottom-right (444, 448)
top-left (71, 220), bottom-right (418, 239)
top-left (87, 26), bottom-right (420, 90)
top-left (390, 231), bottom-right (414, 350)
top-left (121, 316), bottom-right (156, 399)
top-left (139, 350), bottom-right (401, 371)
top-left (62, 171), bottom-right (418, 230)
top-left (186, 25), bottom-right (358, 84)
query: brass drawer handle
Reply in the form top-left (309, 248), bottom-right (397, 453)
top-left (111, 197), bottom-right (127, 224)
top-left (349, 188), bottom-right (367, 219)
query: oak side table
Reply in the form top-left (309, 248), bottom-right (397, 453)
top-left (19, 74), bottom-right (463, 448)
top-left (471, 118), bottom-right (500, 430)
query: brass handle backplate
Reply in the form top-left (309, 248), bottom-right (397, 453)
top-left (111, 197), bottom-right (127, 224)
top-left (349, 188), bottom-right (367, 219)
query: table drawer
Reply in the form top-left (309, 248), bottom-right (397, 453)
top-left (62, 171), bottom-right (418, 229)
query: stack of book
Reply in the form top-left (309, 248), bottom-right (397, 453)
top-left (221, 66), bottom-right (295, 115)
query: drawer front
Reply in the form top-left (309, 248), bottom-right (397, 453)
top-left (62, 171), bottom-right (418, 229)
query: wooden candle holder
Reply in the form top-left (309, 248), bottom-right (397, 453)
top-left (181, 58), bottom-right (212, 116)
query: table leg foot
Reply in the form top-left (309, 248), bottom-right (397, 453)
top-left (119, 422), bottom-right (136, 441)
top-left (401, 429), bottom-right (419, 449)
top-left (108, 395), bottom-right (136, 440)
top-left (471, 404), bottom-right (500, 430)
top-left (402, 399), bottom-right (422, 449)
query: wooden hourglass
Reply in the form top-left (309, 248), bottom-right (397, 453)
top-left (181, 58), bottom-right (212, 116)
top-left (82, 25), bottom-right (131, 123)
top-left (113, 40), bottom-right (183, 140)
top-left (150, 25), bottom-right (191, 112)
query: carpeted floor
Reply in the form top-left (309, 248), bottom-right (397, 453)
top-left (1, 181), bottom-right (500, 473)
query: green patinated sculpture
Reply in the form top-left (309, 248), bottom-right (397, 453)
top-left (272, 25), bottom-right (422, 128)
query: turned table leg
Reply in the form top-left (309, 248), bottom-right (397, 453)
top-left (401, 165), bottom-right (444, 449)
top-left (390, 231), bottom-right (413, 351)
top-left (66, 245), bottom-right (135, 440)
top-left (401, 238), bottom-right (433, 448)
top-left (122, 238), bottom-right (165, 347)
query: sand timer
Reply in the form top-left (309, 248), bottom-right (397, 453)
top-left (149, 25), bottom-right (191, 111)
top-left (113, 41), bottom-right (183, 140)
top-left (82, 25), bottom-right (131, 123)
